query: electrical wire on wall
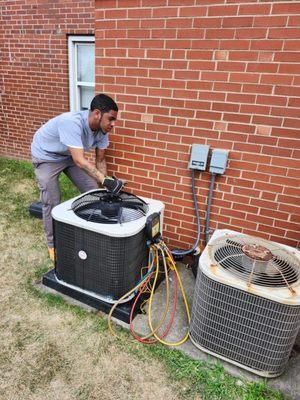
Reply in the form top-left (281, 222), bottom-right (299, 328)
top-left (204, 172), bottom-right (216, 246)
top-left (171, 169), bottom-right (201, 258)
top-left (108, 241), bottom-right (190, 346)
top-left (172, 147), bottom-right (229, 258)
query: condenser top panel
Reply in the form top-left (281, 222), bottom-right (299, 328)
top-left (52, 189), bottom-right (165, 238)
top-left (199, 229), bottom-right (300, 304)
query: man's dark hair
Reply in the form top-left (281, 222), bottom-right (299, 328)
top-left (90, 93), bottom-right (118, 113)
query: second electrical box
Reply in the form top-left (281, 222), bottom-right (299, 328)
top-left (209, 149), bottom-right (229, 174)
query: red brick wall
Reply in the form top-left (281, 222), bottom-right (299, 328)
top-left (1, 1), bottom-right (299, 250)
top-left (95, 0), bottom-right (300, 249)
top-left (0, 0), bottom-right (94, 160)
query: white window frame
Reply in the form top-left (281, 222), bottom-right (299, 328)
top-left (68, 35), bottom-right (95, 112)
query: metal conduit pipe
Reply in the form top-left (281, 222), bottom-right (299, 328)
top-left (205, 173), bottom-right (216, 246)
top-left (171, 169), bottom-right (201, 257)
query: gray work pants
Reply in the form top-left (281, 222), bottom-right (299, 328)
top-left (32, 157), bottom-right (98, 247)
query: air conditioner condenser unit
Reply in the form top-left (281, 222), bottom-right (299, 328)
top-left (189, 229), bottom-right (300, 377)
top-left (42, 189), bottom-right (164, 321)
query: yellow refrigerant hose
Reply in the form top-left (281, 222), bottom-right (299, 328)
top-left (107, 240), bottom-right (191, 346)
top-left (148, 242), bottom-right (191, 346)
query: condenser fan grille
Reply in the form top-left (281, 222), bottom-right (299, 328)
top-left (210, 235), bottom-right (300, 287)
top-left (71, 190), bottom-right (149, 224)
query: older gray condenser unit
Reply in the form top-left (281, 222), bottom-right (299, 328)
top-left (190, 229), bottom-right (300, 377)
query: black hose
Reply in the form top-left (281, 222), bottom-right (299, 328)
top-left (172, 169), bottom-right (201, 257)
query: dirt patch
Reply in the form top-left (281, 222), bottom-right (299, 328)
top-left (9, 179), bottom-right (36, 195)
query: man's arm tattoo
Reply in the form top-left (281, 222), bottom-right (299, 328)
top-left (82, 164), bottom-right (103, 183)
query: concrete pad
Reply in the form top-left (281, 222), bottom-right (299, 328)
top-left (37, 262), bottom-right (300, 400)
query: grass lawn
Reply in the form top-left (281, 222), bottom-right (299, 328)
top-left (0, 156), bottom-right (286, 400)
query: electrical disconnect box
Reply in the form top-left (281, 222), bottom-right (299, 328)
top-left (209, 149), bottom-right (229, 174)
top-left (189, 144), bottom-right (210, 171)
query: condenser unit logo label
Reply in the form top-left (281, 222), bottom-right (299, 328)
top-left (78, 250), bottom-right (87, 260)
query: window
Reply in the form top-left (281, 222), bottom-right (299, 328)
top-left (68, 36), bottom-right (95, 111)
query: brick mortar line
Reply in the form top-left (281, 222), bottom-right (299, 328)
top-left (121, 108), bottom-right (300, 124)
top-left (100, 76), bottom-right (300, 94)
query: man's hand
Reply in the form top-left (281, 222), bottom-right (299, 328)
top-left (102, 176), bottom-right (124, 195)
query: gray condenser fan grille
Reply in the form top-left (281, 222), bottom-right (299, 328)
top-left (190, 270), bottom-right (300, 376)
top-left (71, 190), bottom-right (149, 224)
top-left (210, 236), bottom-right (299, 287)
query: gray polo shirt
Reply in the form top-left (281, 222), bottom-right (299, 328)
top-left (31, 110), bottom-right (109, 161)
